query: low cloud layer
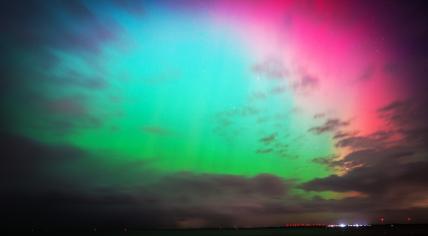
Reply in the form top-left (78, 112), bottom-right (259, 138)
top-left (303, 99), bottom-right (428, 222)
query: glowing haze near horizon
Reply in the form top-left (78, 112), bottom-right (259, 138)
top-left (2, 0), bottom-right (428, 228)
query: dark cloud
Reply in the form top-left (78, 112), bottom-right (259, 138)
top-left (332, 131), bottom-right (358, 140)
top-left (312, 155), bottom-right (338, 168)
top-left (46, 98), bottom-right (88, 116)
top-left (0, 131), bottom-right (358, 227)
top-left (2, 130), bottom-right (428, 228)
top-left (252, 58), bottom-right (288, 80)
top-left (0, 0), bottom-right (121, 53)
top-left (0, 190), bottom-right (169, 229)
top-left (92, 171), bottom-right (428, 226)
top-left (256, 148), bottom-right (273, 154)
top-left (0, 132), bottom-right (85, 193)
top-left (302, 148), bottom-right (428, 216)
top-left (38, 96), bottom-right (102, 133)
top-left (331, 100), bottom-right (428, 150)
top-left (158, 173), bottom-right (289, 198)
top-left (313, 113), bottom-right (325, 119)
top-left (300, 75), bottom-right (319, 88)
top-left (292, 73), bottom-right (319, 91)
top-left (0, 132), bottom-right (293, 228)
top-left (335, 130), bottom-right (395, 149)
top-left (302, 98), bottom-right (428, 220)
top-left (377, 100), bottom-right (428, 148)
top-left (259, 133), bottom-right (277, 144)
top-left (303, 148), bottom-right (418, 192)
top-left (0, 145), bottom-right (300, 229)
top-left (309, 118), bottom-right (350, 134)
top-left (0, 132), bottom-right (164, 228)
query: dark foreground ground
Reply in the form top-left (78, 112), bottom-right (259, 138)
top-left (4, 225), bottom-right (428, 236)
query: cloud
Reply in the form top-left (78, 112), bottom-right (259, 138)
top-left (252, 58), bottom-right (288, 80)
top-left (37, 96), bottom-right (102, 133)
top-left (46, 98), bottom-right (88, 116)
top-left (300, 75), bottom-right (319, 88)
top-left (309, 118), bottom-right (350, 134)
top-left (3, 131), bottom-right (428, 228)
top-left (292, 73), bottom-right (319, 91)
top-left (335, 131), bottom-right (394, 149)
top-left (377, 100), bottom-right (428, 148)
top-left (302, 148), bottom-right (428, 213)
top-left (0, 134), bottom-right (347, 229)
top-left (313, 113), bottom-right (325, 119)
top-left (302, 99), bottom-right (428, 219)
top-left (0, 149), bottom-right (301, 229)
top-left (0, 133), bottom-right (296, 228)
top-left (256, 148), bottom-right (273, 154)
top-left (0, 0), bottom-right (121, 53)
top-left (0, 132), bottom-right (86, 193)
top-left (158, 173), bottom-right (289, 198)
top-left (331, 100), bottom-right (428, 150)
top-left (303, 148), bottom-right (418, 192)
top-left (259, 133), bottom-right (277, 144)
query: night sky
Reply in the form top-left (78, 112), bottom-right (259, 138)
top-left (1, 0), bottom-right (428, 229)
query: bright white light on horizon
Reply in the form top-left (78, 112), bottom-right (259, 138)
top-left (327, 223), bottom-right (370, 228)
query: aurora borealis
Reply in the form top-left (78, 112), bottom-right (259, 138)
top-left (1, 0), bottom-right (428, 229)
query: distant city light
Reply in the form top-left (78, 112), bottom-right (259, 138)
top-left (327, 223), bottom-right (370, 228)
